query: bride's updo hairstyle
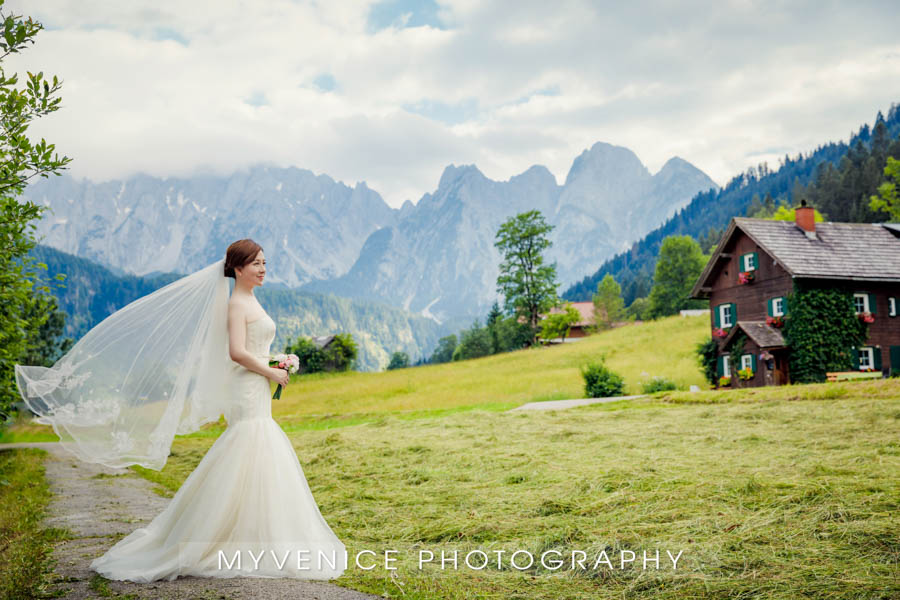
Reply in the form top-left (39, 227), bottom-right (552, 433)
top-left (224, 239), bottom-right (263, 278)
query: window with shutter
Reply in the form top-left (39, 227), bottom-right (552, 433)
top-left (719, 304), bottom-right (733, 328)
top-left (853, 293), bottom-right (869, 314)
top-left (858, 347), bottom-right (874, 370)
top-left (741, 354), bottom-right (753, 371)
top-left (772, 297), bottom-right (784, 317)
top-left (741, 253), bottom-right (757, 272)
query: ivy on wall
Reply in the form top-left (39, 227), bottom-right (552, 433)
top-left (729, 332), bottom-right (749, 380)
top-left (782, 283), bottom-right (868, 383)
top-left (696, 336), bottom-right (718, 385)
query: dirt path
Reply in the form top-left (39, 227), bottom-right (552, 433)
top-left (2, 442), bottom-right (382, 600)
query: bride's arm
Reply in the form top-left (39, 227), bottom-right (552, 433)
top-left (227, 302), bottom-right (280, 381)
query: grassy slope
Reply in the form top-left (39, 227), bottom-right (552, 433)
top-left (2, 314), bottom-right (711, 442)
top-left (269, 314), bottom-right (710, 419)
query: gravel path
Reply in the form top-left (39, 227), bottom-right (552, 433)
top-left (1, 442), bottom-right (382, 600)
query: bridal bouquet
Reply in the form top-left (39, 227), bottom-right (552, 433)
top-left (268, 353), bottom-right (299, 399)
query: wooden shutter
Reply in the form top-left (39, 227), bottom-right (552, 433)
top-left (874, 348), bottom-right (882, 371)
top-left (782, 296), bottom-right (788, 315)
top-left (714, 304), bottom-right (721, 328)
top-left (717, 355), bottom-right (723, 377)
top-left (751, 353), bottom-right (758, 372)
top-left (891, 346), bottom-right (900, 374)
top-left (851, 348), bottom-right (860, 370)
top-left (730, 302), bottom-right (738, 324)
top-left (766, 298), bottom-right (773, 317)
top-left (868, 293), bottom-right (877, 314)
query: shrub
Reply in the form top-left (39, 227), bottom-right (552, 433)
top-left (695, 336), bottom-right (718, 385)
top-left (641, 376), bottom-right (677, 394)
top-left (387, 351), bottom-right (409, 370)
top-left (581, 360), bottom-right (625, 398)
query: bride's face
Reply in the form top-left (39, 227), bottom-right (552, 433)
top-left (236, 251), bottom-right (266, 286)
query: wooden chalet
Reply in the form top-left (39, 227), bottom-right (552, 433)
top-left (690, 205), bottom-right (900, 387)
top-left (545, 301), bottom-right (597, 339)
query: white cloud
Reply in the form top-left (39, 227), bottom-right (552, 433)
top-left (5, 0), bottom-right (900, 207)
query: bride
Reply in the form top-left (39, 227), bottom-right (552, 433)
top-left (15, 239), bottom-right (347, 582)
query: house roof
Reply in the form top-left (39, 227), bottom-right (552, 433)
top-left (545, 301), bottom-right (596, 327)
top-left (311, 335), bottom-right (335, 349)
top-left (692, 219), bottom-right (900, 297)
top-left (722, 320), bottom-right (786, 349)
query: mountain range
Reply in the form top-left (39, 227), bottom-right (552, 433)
top-left (24, 142), bottom-right (717, 324)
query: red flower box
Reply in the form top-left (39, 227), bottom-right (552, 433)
top-left (765, 315), bottom-right (785, 328)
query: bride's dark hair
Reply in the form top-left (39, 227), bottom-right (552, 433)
top-left (224, 239), bottom-right (263, 278)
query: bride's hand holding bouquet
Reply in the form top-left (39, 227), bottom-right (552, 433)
top-left (268, 353), bottom-right (299, 399)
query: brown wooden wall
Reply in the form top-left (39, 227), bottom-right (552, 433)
top-left (707, 231), bottom-right (793, 331)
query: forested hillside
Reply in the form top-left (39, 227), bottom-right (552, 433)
top-left (563, 105), bottom-right (900, 306)
top-left (25, 244), bottom-right (444, 371)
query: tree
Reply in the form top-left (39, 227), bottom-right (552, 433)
top-left (626, 296), bottom-right (649, 321)
top-left (646, 235), bottom-right (707, 318)
top-left (492, 316), bottom-right (533, 353)
top-left (323, 332), bottom-right (357, 372)
top-left (0, 1), bottom-right (73, 422)
top-left (387, 351), bottom-right (409, 370)
top-left (20, 290), bottom-right (73, 366)
top-left (286, 332), bottom-right (357, 374)
top-left (870, 156), bottom-right (900, 221)
top-left (770, 205), bottom-right (825, 222)
top-left (591, 274), bottom-right (625, 331)
top-left (539, 301), bottom-right (581, 343)
top-left (494, 210), bottom-right (559, 345)
top-left (454, 320), bottom-right (493, 361)
top-left (485, 301), bottom-right (503, 354)
top-left (430, 334), bottom-right (457, 364)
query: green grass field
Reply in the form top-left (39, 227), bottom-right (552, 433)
top-left (139, 381), bottom-right (900, 599)
top-left (4, 314), bottom-right (899, 597)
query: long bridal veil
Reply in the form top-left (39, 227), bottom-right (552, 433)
top-left (15, 258), bottom-right (232, 470)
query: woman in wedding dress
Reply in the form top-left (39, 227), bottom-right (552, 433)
top-left (28, 239), bottom-right (347, 582)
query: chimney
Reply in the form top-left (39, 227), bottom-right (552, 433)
top-left (795, 199), bottom-right (816, 240)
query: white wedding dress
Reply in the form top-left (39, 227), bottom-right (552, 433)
top-left (90, 311), bottom-right (347, 582)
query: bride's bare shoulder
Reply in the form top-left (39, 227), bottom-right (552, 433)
top-left (227, 296), bottom-right (250, 320)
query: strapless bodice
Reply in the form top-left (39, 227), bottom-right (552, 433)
top-left (244, 313), bottom-right (276, 358)
top-left (225, 312), bottom-right (276, 425)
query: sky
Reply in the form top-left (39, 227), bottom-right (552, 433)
top-left (6, 0), bottom-right (900, 208)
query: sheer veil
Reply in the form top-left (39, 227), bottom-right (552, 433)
top-left (14, 258), bottom-right (232, 470)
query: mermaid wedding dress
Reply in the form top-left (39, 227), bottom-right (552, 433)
top-left (90, 311), bottom-right (347, 582)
